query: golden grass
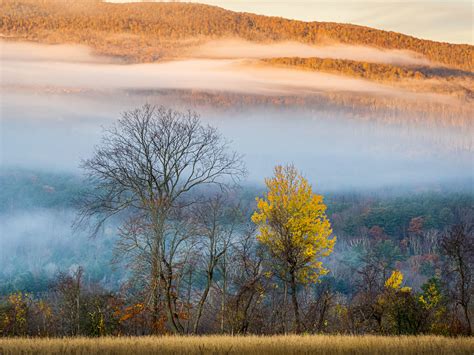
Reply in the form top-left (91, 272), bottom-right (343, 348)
top-left (0, 335), bottom-right (472, 354)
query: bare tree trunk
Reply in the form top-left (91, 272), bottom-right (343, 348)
top-left (463, 303), bottom-right (472, 336)
top-left (283, 281), bottom-right (288, 334)
top-left (151, 217), bottom-right (165, 333)
top-left (458, 257), bottom-right (472, 335)
top-left (150, 249), bottom-right (161, 332)
top-left (317, 290), bottom-right (331, 332)
top-left (193, 277), bottom-right (211, 334)
top-left (75, 267), bottom-right (83, 336)
top-left (185, 267), bottom-right (193, 334)
top-left (290, 271), bottom-right (301, 333)
top-left (162, 264), bottom-right (185, 334)
top-left (240, 293), bottom-right (255, 334)
top-left (221, 253), bottom-right (227, 334)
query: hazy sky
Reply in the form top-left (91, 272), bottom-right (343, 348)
top-left (107, 1), bottom-right (473, 44)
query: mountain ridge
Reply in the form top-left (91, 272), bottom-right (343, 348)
top-left (1, 0), bottom-right (473, 70)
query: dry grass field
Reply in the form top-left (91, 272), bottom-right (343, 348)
top-left (0, 335), bottom-right (473, 354)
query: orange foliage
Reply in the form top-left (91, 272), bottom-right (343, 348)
top-left (1, 0), bottom-right (473, 70)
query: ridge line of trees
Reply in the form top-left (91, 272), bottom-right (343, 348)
top-left (2, 0), bottom-right (473, 69)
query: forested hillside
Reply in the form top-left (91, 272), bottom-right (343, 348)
top-left (2, 0), bottom-right (473, 123)
top-left (261, 57), bottom-right (473, 84)
top-left (260, 57), bottom-right (474, 101)
top-left (1, 0), bottom-right (473, 70)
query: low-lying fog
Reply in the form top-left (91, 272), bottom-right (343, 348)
top-left (1, 40), bottom-right (471, 188)
top-left (0, 40), bottom-right (472, 288)
top-left (2, 90), bottom-right (472, 189)
top-left (187, 39), bottom-right (431, 66)
top-left (2, 42), bottom-right (432, 100)
top-left (0, 209), bottom-right (122, 288)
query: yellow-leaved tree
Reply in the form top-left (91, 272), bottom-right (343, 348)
top-left (251, 165), bottom-right (335, 332)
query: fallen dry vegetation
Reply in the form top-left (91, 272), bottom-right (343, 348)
top-left (0, 335), bottom-right (472, 354)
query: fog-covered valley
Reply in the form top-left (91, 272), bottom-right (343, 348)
top-left (1, 39), bottom-right (473, 298)
top-left (2, 40), bottom-right (472, 185)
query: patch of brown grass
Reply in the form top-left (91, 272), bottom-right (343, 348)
top-left (0, 335), bottom-right (473, 354)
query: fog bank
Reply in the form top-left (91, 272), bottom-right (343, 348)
top-left (188, 40), bottom-right (431, 66)
top-left (1, 40), bottom-right (472, 189)
top-left (2, 42), bottom-right (416, 99)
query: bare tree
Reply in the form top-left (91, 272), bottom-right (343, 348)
top-left (53, 266), bottom-right (83, 336)
top-left (191, 193), bottom-right (240, 333)
top-left (440, 223), bottom-right (473, 335)
top-left (304, 281), bottom-right (335, 333)
top-left (227, 224), bottom-right (265, 334)
top-left (77, 104), bottom-right (245, 333)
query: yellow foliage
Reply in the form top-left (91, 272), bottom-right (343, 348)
top-left (4, 292), bottom-right (29, 336)
top-left (385, 270), bottom-right (404, 289)
top-left (252, 165), bottom-right (335, 283)
top-left (419, 281), bottom-right (442, 310)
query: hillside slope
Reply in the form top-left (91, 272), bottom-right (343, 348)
top-left (1, 0), bottom-right (473, 70)
top-left (260, 57), bottom-right (474, 99)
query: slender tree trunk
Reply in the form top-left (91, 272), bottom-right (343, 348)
top-left (163, 265), bottom-right (185, 334)
top-left (185, 267), bottom-right (193, 334)
top-left (76, 292), bottom-right (80, 336)
top-left (317, 291), bottom-right (329, 332)
top-left (283, 281), bottom-right (288, 334)
top-left (457, 249), bottom-right (471, 335)
top-left (290, 271), bottom-right (301, 333)
top-left (150, 250), bottom-right (160, 332)
top-left (463, 303), bottom-right (472, 336)
top-left (75, 267), bottom-right (83, 336)
top-left (150, 213), bottom-right (165, 333)
top-left (221, 254), bottom-right (227, 334)
top-left (240, 293), bottom-right (255, 334)
top-left (193, 277), bottom-right (211, 334)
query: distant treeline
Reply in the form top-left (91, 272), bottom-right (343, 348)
top-left (261, 57), bottom-right (474, 82)
top-left (122, 89), bottom-right (474, 130)
top-left (1, 0), bottom-right (473, 70)
top-left (260, 57), bottom-right (474, 100)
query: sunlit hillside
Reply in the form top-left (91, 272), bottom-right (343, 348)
top-left (2, 0), bottom-right (473, 126)
top-left (1, 0), bottom-right (473, 69)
